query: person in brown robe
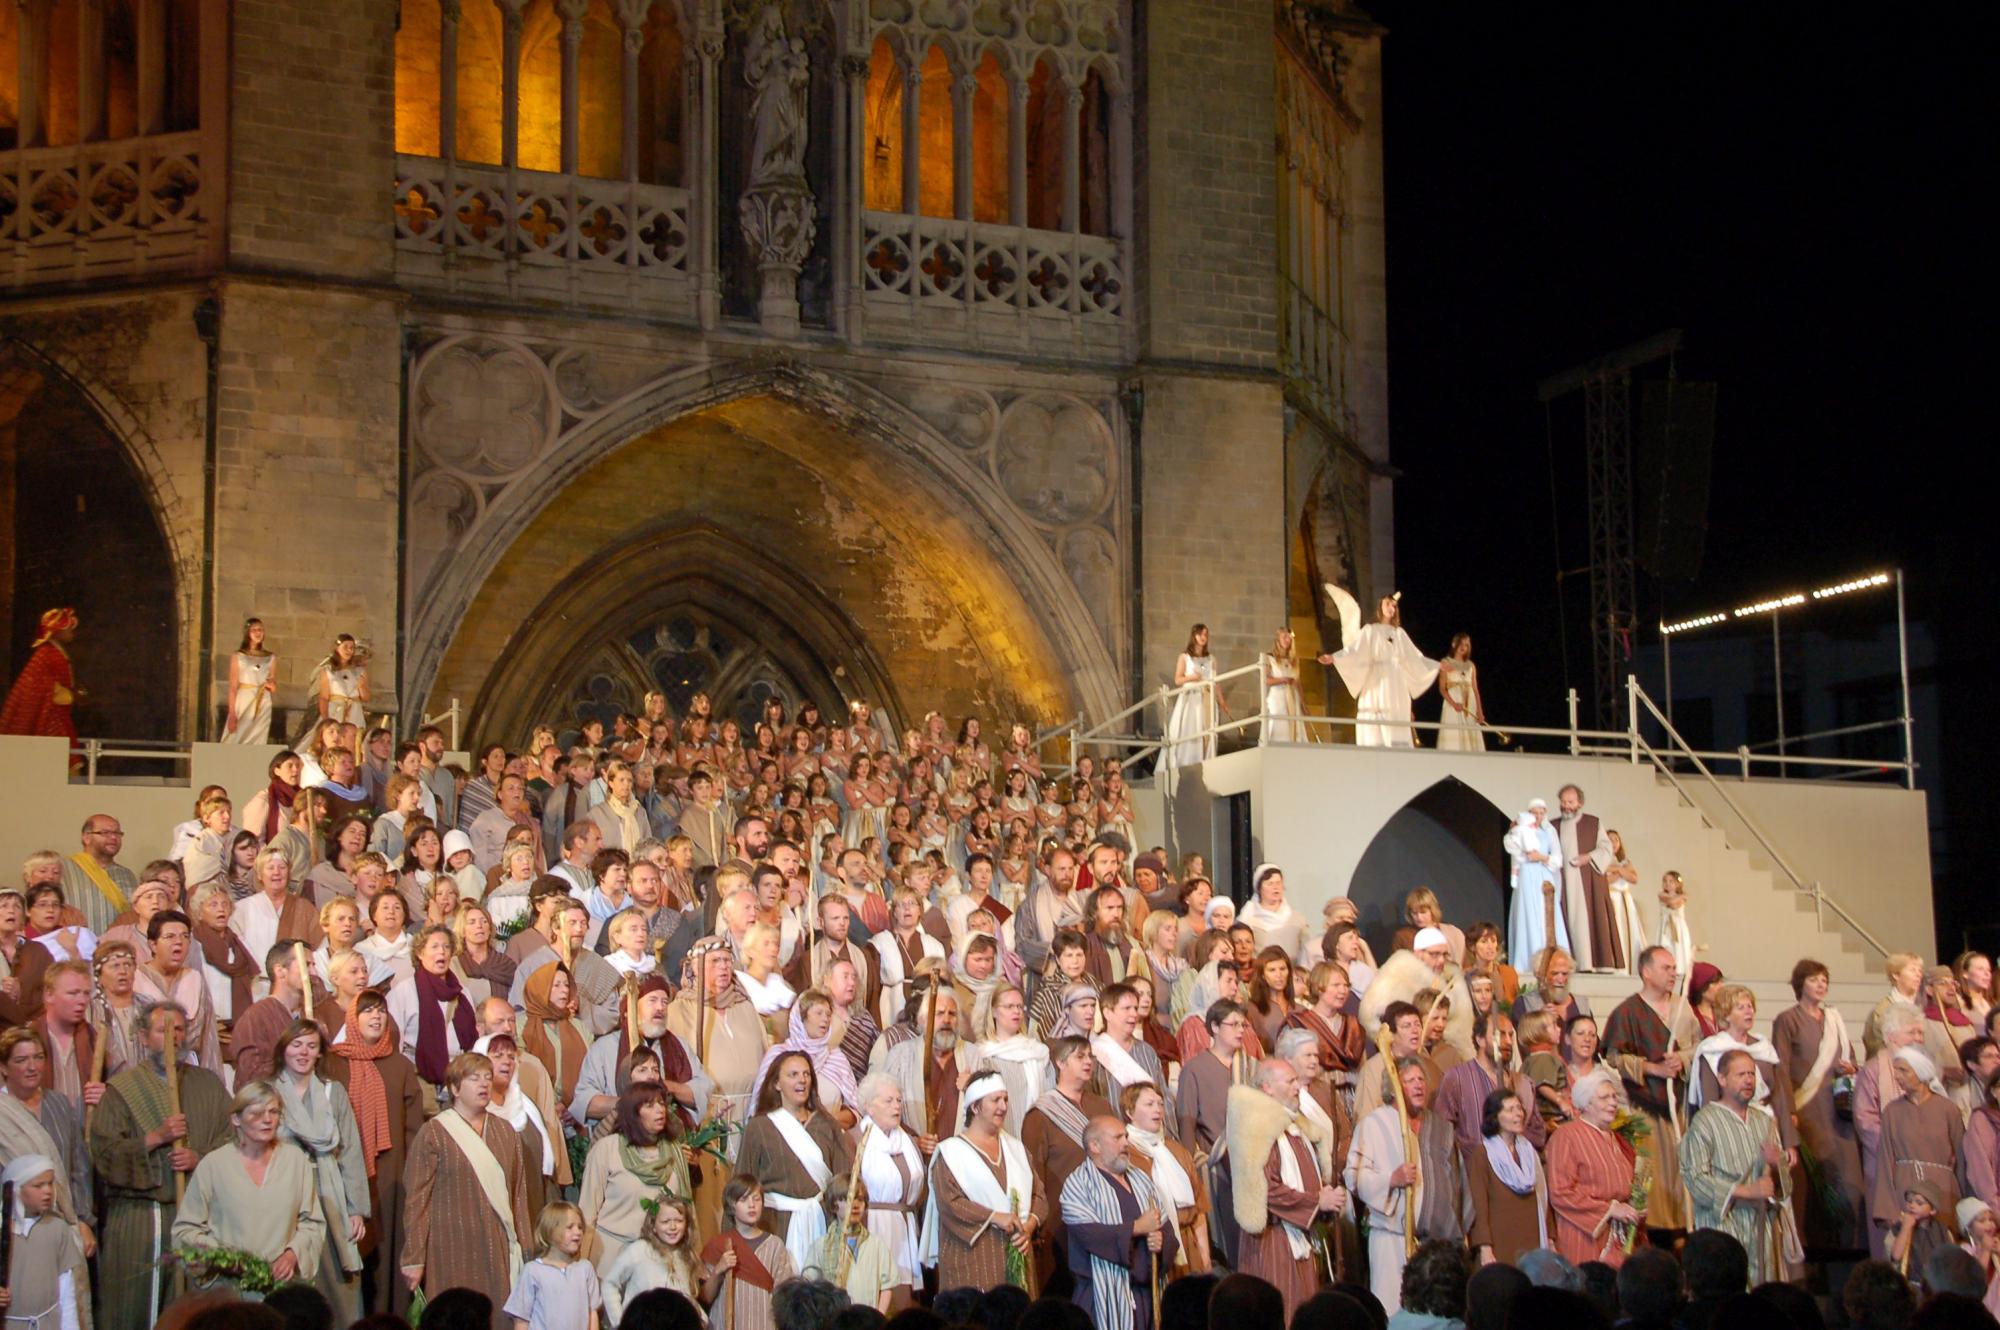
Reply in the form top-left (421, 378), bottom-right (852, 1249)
top-left (929, 1072), bottom-right (1048, 1292)
top-left (322, 989), bottom-right (425, 1318)
top-left (1120, 1081), bottom-right (1211, 1276)
top-left (1021, 1035), bottom-right (1113, 1293)
top-left (1228, 1059), bottom-right (1344, 1319)
top-left (1772, 960), bottom-right (1867, 1251)
top-left (229, 942), bottom-right (320, 1084)
top-left (1465, 1086), bottom-right (1546, 1265)
top-left (1869, 1047), bottom-right (1964, 1257)
top-left (738, 1050), bottom-right (855, 1251)
top-left (1553, 784), bottom-right (1620, 972)
top-left (400, 1049), bottom-right (535, 1330)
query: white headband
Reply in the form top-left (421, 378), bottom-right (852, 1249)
top-left (963, 1073), bottom-right (1006, 1106)
top-left (1413, 927), bottom-right (1448, 950)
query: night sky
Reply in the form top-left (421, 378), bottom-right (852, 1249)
top-left (1361, 5), bottom-right (1988, 946)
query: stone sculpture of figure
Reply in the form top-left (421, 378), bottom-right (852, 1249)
top-left (745, 5), bottom-right (810, 185)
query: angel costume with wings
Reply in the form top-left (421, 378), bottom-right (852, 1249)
top-left (1323, 584), bottom-right (1440, 748)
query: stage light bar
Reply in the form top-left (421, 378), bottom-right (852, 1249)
top-left (1659, 571), bottom-right (1892, 636)
top-left (1734, 594), bottom-right (1805, 618)
top-left (1811, 572), bottom-right (1891, 600)
top-left (1659, 613), bottom-right (1727, 636)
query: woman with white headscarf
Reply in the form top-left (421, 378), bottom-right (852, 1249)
top-left (747, 989), bottom-right (860, 1124)
top-left (855, 1071), bottom-right (929, 1311)
top-left (1237, 864), bottom-right (1308, 961)
top-left (472, 1032), bottom-right (556, 1220)
top-left (1869, 1044), bottom-right (1964, 1259)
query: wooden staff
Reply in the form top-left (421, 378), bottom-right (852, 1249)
top-left (293, 940), bottom-right (314, 1012)
top-left (724, 1269), bottom-right (736, 1330)
top-left (1, 1180), bottom-right (13, 1294)
top-left (166, 1023), bottom-right (186, 1205)
top-left (1542, 882), bottom-right (1558, 967)
top-left (836, 1122), bottom-right (874, 1283)
top-left (624, 975), bottom-right (640, 1049)
top-left (695, 945), bottom-right (709, 1064)
top-left (1374, 1022), bottom-right (1418, 1258)
top-left (1150, 1247), bottom-right (1163, 1328)
top-left (920, 970), bottom-right (940, 1135)
top-left (84, 1016), bottom-right (108, 1136)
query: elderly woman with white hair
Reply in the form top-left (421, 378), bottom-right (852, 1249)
top-left (1546, 1068), bottom-right (1642, 1268)
top-left (854, 1070), bottom-right (929, 1311)
top-left (1857, 998), bottom-right (1929, 1246)
top-left (1869, 1044), bottom-right (1965, 1260)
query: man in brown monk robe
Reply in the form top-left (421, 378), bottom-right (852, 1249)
top-left (1228, 1058), bottom-right (1346, 1319)
top-left (1553, 783), bottom-right (1619, 972)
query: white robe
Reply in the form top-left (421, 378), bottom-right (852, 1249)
top-left (1504, 817), bottom-right (1568, 968)
top-left (1329, 625), bottom-right (1438, 748)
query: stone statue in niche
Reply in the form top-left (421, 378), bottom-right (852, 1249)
top-left (739, 3), bottom-right (817, 336)
top-left (745, 6), bottom-right (809, 187)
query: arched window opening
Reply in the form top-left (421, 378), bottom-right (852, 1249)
top-left (518, 3), bottom-right (563, 172)
top-left (971, 49), bottom-right (1007, 224)
top-left (863, 37), bottom-right (902, 211)
top-left (1080, 64), bottom-right (1111, 236)
top-left (576, 4), bottom-right (623, 179)
top-left (393, 0), bottom-right (443, 157)
top-left (916, 44), bottom-right (952, 218)
top-left (635, 5), bottom-right (684, 185)
top-left (1023, 56), bottom-right (1060, 231)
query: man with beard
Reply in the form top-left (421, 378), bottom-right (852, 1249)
top-left (1060, 1115), bottom-right (1175, 1329)
top-left (568, 974), bottom-right (711, 1133)
top-left (90, 999), bottom-right (233, 1328)
top-left (786, 893), bottom-right (883, 1016)
top-left (1435, 1009), bottom-right (1547, 1156)
top-left (1020, 846), bottom-right (1084, 1000)
top-left (1552, 784), bottom-right (1619, 972)
top-left (511, 898), bottom-right (622, 1035)
top-left (1602, 944), bottom-right (1700, 1241)
top-left (1360, 926), bottom-right (1474, 1061)
top-left (828, 846), bottom-right (891, 937)
top-left (873, 970), bottom-right (973, 1145)
top-left (1228, 1058), bottom-right (1346, 1319)
top-left (625, 857), bottom-right (701, 980)
top-left (1084, 885), bottom-right (1149, 988)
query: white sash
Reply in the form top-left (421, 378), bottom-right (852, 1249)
top-left (435, 1109), bottom-right (523, 1284)
top-left (919, 1133), bottom-right (1032, 1267)
top-left (1272, 1126), bottom-right (1316, 1260)
top-left (860, 1126), bottom-right (926, 1280)
top-left (764, 1110), bottom-right (834, 1273)
top-left (1090, 1033), bottom-right (1156, 1094)
top-left (1795, 1007), bottom-right (1853, 1109)
top-left (1127, 1127), bottom-right (1194, 1269)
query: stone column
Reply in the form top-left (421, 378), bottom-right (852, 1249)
top-left (498, 0), bottom-right (526, 168)
top-left (439, 0), bottom-right (461, 161)
top-left (558, 0), bottom-right (589, 175)
top-left (838, 51), bottom-right (870, 343)
top-left (950, 66), bottom-right (973, 221)
top-left (689, 29), bottom-right (723, 328)
top-left (616, 0), bottom-right (650, 180)
top-left (1060, 78), bottom-right (1082, 235)
top-left (900, 60), bottom-right (921, 214)
top-left (1007, 73), bottom-right (1027, 229)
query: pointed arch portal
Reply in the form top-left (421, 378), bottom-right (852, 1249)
top-left (1344, 776), bottom-right (1512, 962)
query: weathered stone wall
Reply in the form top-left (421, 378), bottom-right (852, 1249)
top-left (1138, 373), bottom-right (1287, 697)
top-left (228, 0), bottom-right (398, 280)
top-left (210, 279), bottom-right (404, 725)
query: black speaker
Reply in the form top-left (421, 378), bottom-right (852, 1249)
top-left (1636, 379), bottom-right (1717, 582)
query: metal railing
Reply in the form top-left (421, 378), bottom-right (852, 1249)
top-left (1034, 659), bottom-right (1902, 962)
top-left (61, 696), bottom-right (463, 787)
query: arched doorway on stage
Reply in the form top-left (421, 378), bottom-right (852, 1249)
top-left (430, 389), bottom-right (1090, 749)
top-left (0, 359), bottom-right (178, 741)
top-left (1345, 776), bottom-right (1512, 962)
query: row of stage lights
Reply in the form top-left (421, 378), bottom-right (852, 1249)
top-left (1659, 571), bottom-right (1891, 636)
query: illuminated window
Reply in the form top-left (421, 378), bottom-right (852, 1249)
top-left (970, 49), bottom-right (1007, 224)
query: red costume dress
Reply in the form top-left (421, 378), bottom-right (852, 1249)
top-left (0, 608), bottom-right (79, 741)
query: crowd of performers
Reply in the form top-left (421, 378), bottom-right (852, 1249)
top-left (0, 617), bottom-right (1994, 1330)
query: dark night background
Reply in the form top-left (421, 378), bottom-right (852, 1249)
top-left (1361, 5), bottom-right (1988, 954)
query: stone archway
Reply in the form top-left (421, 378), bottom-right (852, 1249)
top-left (408, 344), bottom-right (1126, 740)
top-left (1344, 776), bottom-right (1511, 960)
top-left (0, 345), bottom-right (183, 741)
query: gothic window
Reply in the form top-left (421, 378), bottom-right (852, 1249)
top-left (1023, 55), bottom-right (1059, 230)
top-left (0, 0), bottom-right (202, 149)
top-left (394, 0), bottom-right (683, 184)
top-left (561, 612), bottom-right (815, 739)
top-left (970, 49), bottom-right (1008, 224)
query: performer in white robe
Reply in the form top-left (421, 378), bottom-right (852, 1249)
top-left (1435, 636), bottom-right (1487, 752)
top-left (1504, 803), bottom-right (1568, 969)
top-left (1164, 627), bottom-right (1218, 772)
top-left (223, 646), bottom-right (277, 745)
top-left (1320, 585), bottom-right (1438, 748)
top-left (1262, 630), bottom-right (1309, 744)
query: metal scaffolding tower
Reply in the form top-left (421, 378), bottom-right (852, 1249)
top-left (1539, 329), bottom-right (1681, 730)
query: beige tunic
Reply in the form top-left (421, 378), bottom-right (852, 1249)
top-left (171, 1142), bottom-right (327, 1281)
